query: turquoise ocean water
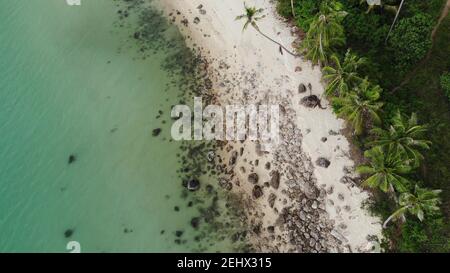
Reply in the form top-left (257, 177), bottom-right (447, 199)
top-left (0, 0), bottom-right (239, 252)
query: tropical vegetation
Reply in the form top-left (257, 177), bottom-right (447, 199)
top-left (276, 0), bottom-right (449, 252)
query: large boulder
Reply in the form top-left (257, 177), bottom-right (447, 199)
top-left (252, 185), bottom-right (264, 199)
top-left (315, 157), bottom-right (331, 168)
top-left (187, 179), bottom-right (200, 191)
top-left (248, 173), bottom-right (259, 184)
top-left (269, 171), bottom-right (280, 189)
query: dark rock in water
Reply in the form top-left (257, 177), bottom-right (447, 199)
top-left (160, 230), bottom-right (165, 234)
top-left (190, 217), bottom-right (200, 229)
top-left (181, 19), bottom-right (189, 27)
top-left (68, 155), bottom-right (76, 164)
top-left (205, 184), bottom-right (214, 194)
top-left (133, 32), bottom-right (141, 39)
top-left (64, 229), bottom-right (74, 238)
top-left (175, 230), bottom-right (184, 237)
top-left (300, 95), bottom-right (326, 109)
top-left (193, 17), bottom-right (200, 24)
top-left (316, 157), bottom-right (331, 168)
top-left (187, 179), bottom-right (200, 191)
top-left (124, 228), bottom-right (133, 234)
top-left (248, 173), bottom-right (259, 184)
top-left (218, 178), bottom-right (233, 191)
top-left (252, 185), bottom-right (264, 199)
top-left (268, 193), bottom-right (277, 208)
top-left (252, 223), bottom-right (262, 235)
top-left (298, 83), bottom-right (307, 93)
top-left (269, 171), bottom-right (280, 189)
top-left (174, 206), bottom-right (180, 212)
top-left (152, 128), bottom-right (162, 136)
top-left (187, 201), bottom-right (193, 207)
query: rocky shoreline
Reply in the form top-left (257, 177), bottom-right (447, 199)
top-left (155, 0), bottom-right (383, 252)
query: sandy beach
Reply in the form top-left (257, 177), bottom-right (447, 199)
top-left (155, 0), bottom-right (383, 252)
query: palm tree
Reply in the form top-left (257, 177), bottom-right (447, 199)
top-left (301, 2), bottom-right (347, 65)
top-left (322, 49), bottom-right (366, 97)
top-left (383, 185), bottom-right (441, 228)
top-left (291, 0), bottom-right (296, 17)
top-left (361, 0), bottom-right (398, 14)
top-left (334, 79), bottom-right (383, 135)
top-left (357, 146), bottom-right (412, 193)
top-left (235, 3), bottom-right (298, 57)
top-left (385, 0), bottom-right (406, 44)
top-left (370, 110), bottom-right (431, 167)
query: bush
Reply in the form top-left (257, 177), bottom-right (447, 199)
top-left (343, 9), bottom-right (389, 49)
top-left (276, 0), bottom-right (320, 31)
top-left (398, 215), bottom-right (450, 253)
top-left (440, 72), bottom-right (450, 101)
top-left (388, 13), bottom-right (433, 75)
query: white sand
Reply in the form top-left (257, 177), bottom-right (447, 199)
top-left (155, 0), bottom-right (382, 252)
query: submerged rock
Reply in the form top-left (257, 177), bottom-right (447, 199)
top-left (64, 229), bottom-right (74, 238)
top-left (218, 177), bottom-right (232, 191)
top-left (190, 217), bottom-right (200, 229)
top-left (187, 179), bottom-right (200, 191)
top-left (152, 128), bottom-right (162, 136)
top-left (68, 155), bottom-right (76, 164)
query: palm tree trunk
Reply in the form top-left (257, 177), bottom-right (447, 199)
top-left (385, 0), bottom-right (406, 44)
top-left (389, 184), bottom-right (399, 203)
top-left (291, 0), bottom-right (296, 17)
top-left (253, 26), bottom-right (299, 57)
top-left (383, 206), bottom-right (408, 228)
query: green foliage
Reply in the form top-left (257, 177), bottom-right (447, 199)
top-left (343, 7), bottom-right (390, 49)
top-left (333, 79), bottom-right (383, 135)
top-left (357, 146), bottom-right (412, 193)
top-left (440, 72), bottom-right (450, 101)
top-left (388, 13), bottom-right (434, 75)
top-left (370, 110), bottom-right (431, 167)
top-left (383, 185), bottom-right (441, 229)
top-left (276, 0), bottom-right (449, 253)
top-left (301, 1), bottom-right (347, 65)
top-left (294, 0), bottom-right (321, 31)
top-left (398, 214), bottom-right (450, 252)
top-left (322, 49), bottom-right (366, 96)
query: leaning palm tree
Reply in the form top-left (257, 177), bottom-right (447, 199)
top-left (322, 49), bottom-right (366, 97)
top-left (383, 185), bottom-right (441, 228)
top-left (334, 79), bottom-right (383, 135)
top-left (291, 0), bottom-right (296, 17)
top-left (301, 2), bottom-right (347, 65)
top-left (361, 0), bottom-right (398, 14)
top-left (235, 3), bottom-right (297, 56)
top-left (370, 110), bottom-right (431, 167)
top-left (357, 146), bottom-right (412, 194)
top-left (385, 0), bottom-right (406, 44)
